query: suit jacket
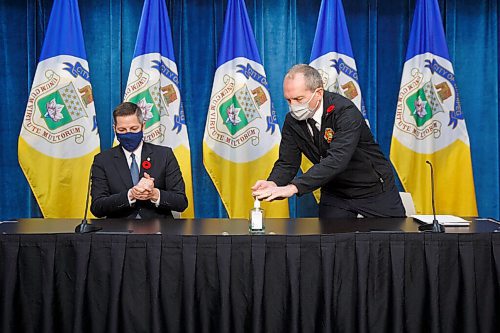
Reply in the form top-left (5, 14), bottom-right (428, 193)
top-left (268, 91), bottom-right (396, 199)
top-left (90, 142), bottom-right (188, 218)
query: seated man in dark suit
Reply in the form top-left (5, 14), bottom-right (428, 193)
top-left (90, 102), bottom-right (187, 219)
top-left (252, 64), bottom-right (404, 218)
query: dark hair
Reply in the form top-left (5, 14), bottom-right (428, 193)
top-left (112, 102), bottom-right (144, 124)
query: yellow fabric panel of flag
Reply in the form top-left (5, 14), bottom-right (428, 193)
top-left (172, 145), bottom-right (195, 218)
top-left (18, 137), bottom-right (99, 218)
top-left (204, 142), bottom-right (289, 218)
top-left (391, 138), bottom-right (477, 216)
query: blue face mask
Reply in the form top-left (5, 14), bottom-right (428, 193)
top-left (116, 131), bottom-right (143, 152)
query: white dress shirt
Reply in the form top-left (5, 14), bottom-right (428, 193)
top-left (123, 141), bottom-right (160, 207)
top-left (307, 98), bottom-right (324, 136)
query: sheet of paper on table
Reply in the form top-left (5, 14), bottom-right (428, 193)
top-left (411, 215), bottom-right (470, 226)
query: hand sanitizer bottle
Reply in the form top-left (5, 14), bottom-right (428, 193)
top-left (249, 197), bottom-right (265, 233)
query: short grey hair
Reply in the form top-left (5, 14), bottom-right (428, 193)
top-left (285, 64), bottom-right (324, 92)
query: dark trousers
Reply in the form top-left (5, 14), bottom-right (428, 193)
top-left (319, 185), bottom-right (406, 218)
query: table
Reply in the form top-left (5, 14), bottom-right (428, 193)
top-left (1, 218), bottom-right (499, 333)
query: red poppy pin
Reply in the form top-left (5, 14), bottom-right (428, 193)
top-left (142, 158), bottom-right (151, 170)
top-left (324, 128), bottom-right (335, 143)
top-left (326, 104), bottom-right (335, 114)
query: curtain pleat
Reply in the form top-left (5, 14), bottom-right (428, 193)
top-left (0, 0), bottom-right (498, 219)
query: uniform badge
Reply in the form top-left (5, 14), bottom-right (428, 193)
top-left (324, 128), bottom-right (334, 143)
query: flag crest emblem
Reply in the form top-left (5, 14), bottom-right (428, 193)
top-left (313, 56), bottom-right (366, 116)
top-left (395, 55), bottom-right (465, 146)
top-left (39, 81), bottom-right (87, 130)
top-left (220, 83), bottom-right (261, 135)
top-left (206, 59), bottom-right (280, 159)
top-left (23, 60), bottom-right (98, 151)
top-left (124, 58), bottom-right (185, 143)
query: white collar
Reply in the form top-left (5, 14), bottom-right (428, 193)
top-left (312, 98), bottom-right (324, 127)
top-left (122, 141), bottom-right (143, 165)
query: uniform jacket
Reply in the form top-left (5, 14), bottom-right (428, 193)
top-left (268, 91), bottom-right (396, 199)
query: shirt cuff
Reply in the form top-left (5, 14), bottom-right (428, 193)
top-left (127, 189), bottom-right (136, 206)
top-left (151, 189), bottom-right (161, 207)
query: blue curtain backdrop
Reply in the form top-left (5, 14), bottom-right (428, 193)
top-left (1, 0), bottom-right (498, 219)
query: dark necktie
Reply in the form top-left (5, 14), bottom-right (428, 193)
top-left (130, 153), bottom-right (139, 185)
top-left (307, 118), bottom-right (320, 147)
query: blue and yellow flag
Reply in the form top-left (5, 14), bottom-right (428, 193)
top-left (18, 0), bottom-right (100, 218)
top-left (203, 0), bottom-right (289, 218)
top-left (124, 0), bottom-right (194, 217)
top-left (305, 0), bottom-right (367, 203)
top-left (390, 0), bottom-right (477, 215)
top-left (310, 0), bottom-right (367, 119)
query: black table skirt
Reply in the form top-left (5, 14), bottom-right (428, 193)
top-left (1, 233), bottom-right (499, 333)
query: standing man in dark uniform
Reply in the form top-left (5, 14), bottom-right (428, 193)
top-left (252, 64), bottom-right (404, 218)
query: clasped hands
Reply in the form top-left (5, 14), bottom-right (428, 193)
top-left (129, 172), bottom-right (160, 202)
top-left (251, 180), bottom-right (298, 201)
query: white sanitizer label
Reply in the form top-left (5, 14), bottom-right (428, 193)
top-left (251, 211), bottom-right (262, 230)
